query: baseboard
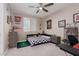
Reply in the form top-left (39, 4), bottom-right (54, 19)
top-left (3, 48), bottom-right (8, 56)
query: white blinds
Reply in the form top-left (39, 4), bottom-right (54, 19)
top-left (23, 17), bottom-right (37, 32)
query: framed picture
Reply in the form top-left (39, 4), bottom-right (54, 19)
top-left (15, 16), bottom-right (21, 22)
top-left (15, 16), bottom-right (21, 24)
top-left (58, 20), bottom-right (66, 28)
top-left (10, 16), bottom-right (12, 23)
top-left (73, 13), bottom-right (79, 23)
top-left (40, 24), bottom-right (41, 30)
top-left (7, 16), bottom-right (10, 24)
top-left (47, 19), bottom-right (52, 29)
top-left (7, 16), bottom-right (13, 24)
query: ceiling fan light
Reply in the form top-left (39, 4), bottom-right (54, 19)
top-left (39, 7), bottom-right (42, 10)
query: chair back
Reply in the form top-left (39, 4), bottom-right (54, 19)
top-left (68, 35), bottom-right (78, 46)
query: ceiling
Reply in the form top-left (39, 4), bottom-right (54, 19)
top-left (9, 3), bottom-right (71, 19)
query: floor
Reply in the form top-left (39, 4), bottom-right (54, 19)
top-left (6, 43), bottom-right (72, 56)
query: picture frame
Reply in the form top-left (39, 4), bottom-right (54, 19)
top-left (40, 24), bottom-right (41, 30)
top-left (58, 20), bottom-right (66, 28)
top-left (15, 16), bottom-right (21, 24)
top-left (15, 16), bottom-right (21, 22)
top-left (7, 16), bottom-right (10, 24)
top-left (10, 16), bottom-right (12, 23)
top-left (73, 13), bottom-right (79, 23)
top-left (47, 19), bottom-right (52, 29)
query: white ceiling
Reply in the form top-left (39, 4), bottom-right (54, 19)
top-left (9, 3), bottom-right (71, 19)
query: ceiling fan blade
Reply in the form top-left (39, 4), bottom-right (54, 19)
top-left (44, 3), bottom-right (54, 7)
top-left (36, 9), bottom-right (40, 13)
top-left (28, 6), bottom-right (38, 8)
top-left (42, 8), bottom-right (48, 12)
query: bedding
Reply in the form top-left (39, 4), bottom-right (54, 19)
top-left (27, 35), bottom-right (51, 46)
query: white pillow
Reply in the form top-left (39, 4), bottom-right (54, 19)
top-left (33, 35), bottom-right (37, 37)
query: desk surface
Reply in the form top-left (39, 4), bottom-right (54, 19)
top-left (57, 44), bottom-right (79, 56)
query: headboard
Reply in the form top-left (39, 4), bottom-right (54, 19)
top-left (41, 34), bottom-right (52, 37)
top-left (27, 34), bottom-right (52, 38)
top-left (27, 34), bottom-right (38, 38)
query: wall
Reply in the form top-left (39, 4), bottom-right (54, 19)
top-left (11, 13), bottom-right (42, 41)
top-left (3, 4), bottom-right (11, 55)
top-left (0, 3), bottom-right (4, 55)
top-left (42, 4), bottom-right (79, 41)
top-left (0, 3), bottom-right (11, 55)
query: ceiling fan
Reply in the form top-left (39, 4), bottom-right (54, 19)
top-left (28, 3), bottom-right (54, 13)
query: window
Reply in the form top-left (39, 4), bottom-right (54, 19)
top-left (23, 18), bottom-right (30, 32)
top-left (23, 17), bottom-right (37, 32)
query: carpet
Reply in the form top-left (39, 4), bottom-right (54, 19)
top-left (17, 41), bottom-right (31, 48)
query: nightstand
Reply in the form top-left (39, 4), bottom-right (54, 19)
top-left (62, 39), bottom-right (69, 45)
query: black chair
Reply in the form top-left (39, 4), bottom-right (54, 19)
top-left (57, 35), bottom-right (79, 56)
top-left (68, 35), bottom-right (78, 46)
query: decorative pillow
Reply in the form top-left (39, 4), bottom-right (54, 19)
top-left (33, 35), bottom-right (37, 37)
top-left (73, 43), bottom-right (79, 49)
top-left (38, 35), bottom-right (42, 37)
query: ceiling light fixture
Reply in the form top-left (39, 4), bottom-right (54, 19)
top-left (39, 7), bottom-right (42, 10)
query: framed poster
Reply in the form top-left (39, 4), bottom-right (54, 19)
top-left (73, 13), bottom-right (79, 23)
top-left (10, 16), bottom-right (12, 23)
top-left (15, 16), bottom-right (21, 24)
top-left (47, 19), bottom-right (52, 29)
top-left (58, 20), bottom-right (66, 28)
top-left (7, 16), bottom-right (10, 24)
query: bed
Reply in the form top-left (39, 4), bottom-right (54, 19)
top-left (27, 34), bottom-right (51, 46)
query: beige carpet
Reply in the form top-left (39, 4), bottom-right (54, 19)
top-left (6, 43), bottom-right (72, 56)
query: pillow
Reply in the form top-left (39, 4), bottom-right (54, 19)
top-left (73, 43), bottom-right (79, 49)
top-left (38, 35), bottom-right (42, 37)
top-left (33, 35), bottom-right (37, 37)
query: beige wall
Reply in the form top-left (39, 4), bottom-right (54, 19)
top-left (3, 4), bottom-right (11, 55)
top-left (17, 18), bottom-right (41, 41)
top-left (0, 3), bottom-right (11, 55)
top-left (0, 3), bottom-right (4, 55)
top-left (42, 4), bottom-right (79, 41)
top-left (11, 14), bottom-right (42, 41)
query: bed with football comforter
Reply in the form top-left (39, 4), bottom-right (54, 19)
top-left (27, 35), bottom-right (51, 46)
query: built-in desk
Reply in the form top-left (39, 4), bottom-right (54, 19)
top-left (57, 44), bottom-right (79, 56)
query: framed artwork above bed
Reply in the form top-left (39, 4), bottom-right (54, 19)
top-left (47, 19), bottom-right (52, 29)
